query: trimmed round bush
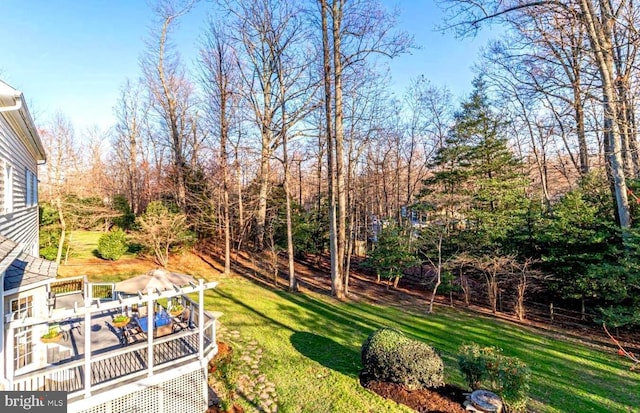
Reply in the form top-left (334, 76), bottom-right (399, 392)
top-left (97, 229), bottom-right (128, 261)
top-left (361, 327), bottom-right (444, 390)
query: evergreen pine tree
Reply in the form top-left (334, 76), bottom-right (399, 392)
top-left (421, 77), bottom-right (527, 254)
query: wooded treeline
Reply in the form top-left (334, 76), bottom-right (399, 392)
top-left (37, 0), bottom-right (640, 328)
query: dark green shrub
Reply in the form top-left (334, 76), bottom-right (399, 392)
top-left (39, 202), bottom-right (64, 260)
top-left (364, 225), bottom-right (420, 285)
top-left (112, 195), bottom-right (136, 230)
top-left (40, 245), bottom-right (58, 261)
top-left (458, 343), bottom-right (531, 412)
top-left (97, 229), bottom-right (128, 261)
top-left (361, 328), bottom-right (444, 390)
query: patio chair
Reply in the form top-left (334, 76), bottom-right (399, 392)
top-left (136, 305), bottom-right (148, 317)
top-left (59, 321), bottom-right (82, 340)
top-left (175, 308), bottom-right (191, 331)
top-left (122, 323), bottom-right (145, 345)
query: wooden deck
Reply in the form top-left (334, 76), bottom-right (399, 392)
top-left (8, 277), bottom-right (220, 405)
top-left (12, 284), bottom-right (217, 400)
top-left (13, 320), bottom-right (215, 398)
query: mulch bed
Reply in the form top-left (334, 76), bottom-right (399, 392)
top-left (207, 342), bottom-right (245, 413)
top-left (208, 342), bottom-right (233, 374)
top-left (363, 380), bottom-right (468, 413)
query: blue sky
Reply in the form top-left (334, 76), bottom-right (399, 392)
top-left (0, 0), bottom-right (494, 133)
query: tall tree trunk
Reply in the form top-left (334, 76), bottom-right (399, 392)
top-left (626, 99), bottom-right (640, 177)
top-left (574, 85), bottom-right (589, 175)
top-left (617, 81), bottom-right (640, 177)
top-left (128, 120), bottom-right (140, 214)
top-left (394, 141), bottom-right (402, 223)
top-left (157, 15), bottom-right (187, 210)
top-left (55, 198), bottom-right (66, 266)
top-left (428, 231), bottom-right (443, 313)
top-left (332, 0), bottom-right (347, 298)
top-left (579, 0), bottom-right (631, 230)
top-left (283, 128), bottom-right (297, 292)
top-left (221, 97), bottom-right (231, 275)
top-left (321, 0), bottom-right (341, 298)
top-left (278, 49), bottom-right (298, 292)
top-left (256, 124), bottom-right (272, 250)
top-left (235, 143), bottom-right (244, 231)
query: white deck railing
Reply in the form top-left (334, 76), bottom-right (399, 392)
top-left (49, 276), bottom-right (86, 297)
top-left (10, 278), bottom-right (219, 402)
top-left (12, 315), bottom-right (217, 398)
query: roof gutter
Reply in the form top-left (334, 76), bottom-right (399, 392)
top-left (0, 91), bottom-right (23, 112)
top-left (0, 82), bottom-right (47, 162)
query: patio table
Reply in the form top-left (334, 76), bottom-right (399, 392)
top-left (135, 310), bottom-right (173, 335)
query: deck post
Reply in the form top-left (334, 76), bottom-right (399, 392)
top-left (147, 293), bottom-right (154, 377)
top-left (84, 300), bottom-right (92, 397)
top-left (6, 323), bottom-right (14, 389)
top-left (198, 279), bottom-right (204, 361)
top-left (0, 293), bottom-right (4, 388)
top-left (211, 316), bottom-right (217, 349)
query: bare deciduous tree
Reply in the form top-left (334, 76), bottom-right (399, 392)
top-left (511, 258), bottom-right (541, 321)
top-left (142, 0), bottom-right (199, 211)
top-left (111, 79), bottom-right (150, 215)
top-left (318, 0), bottom-right (412, 298)
top-left (220, 0), bottom-right (286, 250)
top-left (40, 113), bottom-right (80, 264)
top-left (200, 20), bottom-right (239, 274)
top-left (421, 222), bottom-right (448, 313)
top-left (130, 201), bottom-right (190, 267)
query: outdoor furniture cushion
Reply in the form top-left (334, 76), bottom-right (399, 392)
top-left (134, 310), bottom-right (174, 335)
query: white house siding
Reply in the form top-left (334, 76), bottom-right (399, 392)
top-left (0, 113), bottom-right (40, 256)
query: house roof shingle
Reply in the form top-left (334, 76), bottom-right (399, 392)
top-left (4, 252), bottom-right (58, 292)
top-left (0, 235), bottom-right (21, 276)
top-left (0, 234), bottom-right (58, 292)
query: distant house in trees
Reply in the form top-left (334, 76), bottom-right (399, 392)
top-left (0, 80), bottom-right (221, 413)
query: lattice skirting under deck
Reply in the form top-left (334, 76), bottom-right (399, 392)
top-left (75, 368), bottom-right (207, 413)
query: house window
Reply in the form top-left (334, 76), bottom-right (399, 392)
top-left (33, 171), bottom-right (38, 205)
top-left (14, 327), bottom-right (33, 370)
top-left (25, 168), bottom-right (31, 207)
top-left (4, 163), bottom-right (13, 213)
top-left (25, 168), bottom-right (37, 207)
top-left (10, 296), bottom-right (33, 319)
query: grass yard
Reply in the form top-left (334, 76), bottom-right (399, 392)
top-left (204, 275), bottom-right (640, 413)
top-left (61, 233), bottom-right (639, 412)
top-left (66, 230), bottom-right (139, 260)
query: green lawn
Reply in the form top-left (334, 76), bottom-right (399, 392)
top-left (204, 276), bottom-right (640, 413)
top-left (67, 230), bottom-right (137, 260)
top-left (71, 226), bottom-right (638, 413)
